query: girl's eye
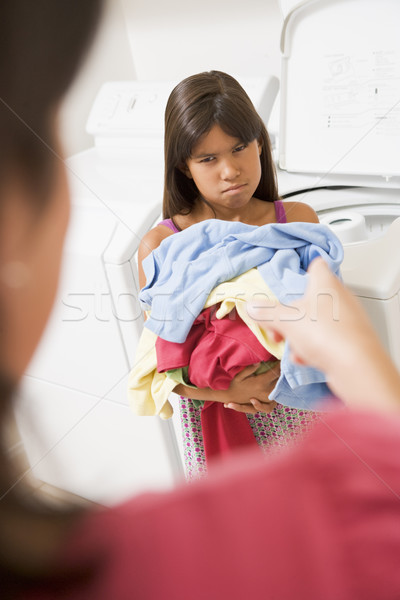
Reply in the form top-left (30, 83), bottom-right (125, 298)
top-left (234, 144), bottom-right (247, 153)
top-left (200, 156), bottom-right (215, 164)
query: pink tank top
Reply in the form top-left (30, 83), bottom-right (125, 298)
top-left (158, 200), bottom-right (287, 233)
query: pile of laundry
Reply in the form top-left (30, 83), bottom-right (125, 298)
top-left (128, 219), bottom-right (344, 461)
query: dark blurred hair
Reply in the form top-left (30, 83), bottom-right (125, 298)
top-left (163, 70), bottom-right (279, 218)
top-left (0, 0), bottom-right (103, 203)
top-left (0, 0), bottom-right (103, 591)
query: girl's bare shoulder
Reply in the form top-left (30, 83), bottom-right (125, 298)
top-left (138, 223), bottom-right (174, 261)
top-left (283, 201), bottom-right (319, 224)
top-left (138, 223), bottom-right (176, 289)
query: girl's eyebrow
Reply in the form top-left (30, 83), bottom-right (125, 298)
top-left (193, 151), bottom-right (215, 159)
top-left (192, 140), bottom-right (242, 160)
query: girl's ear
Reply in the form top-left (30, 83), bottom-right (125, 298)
top-left (178, 162), bottom-right (193, 179)
top-left (257, 138), bottom-right (263, 155)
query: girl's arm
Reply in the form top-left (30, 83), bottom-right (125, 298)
top-left (173, 363), bottom-right (280, 414)
top-left (138, 225), bottom-right (174, 290)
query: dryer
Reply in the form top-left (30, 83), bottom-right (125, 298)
top-left (275, 0), bottom-right (400, 369)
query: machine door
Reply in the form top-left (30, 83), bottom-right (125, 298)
top-left (279, 0), bottom-right (400, 181)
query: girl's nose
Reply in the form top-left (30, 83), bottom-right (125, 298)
top-left (221, 158), bottom-right (240, 180)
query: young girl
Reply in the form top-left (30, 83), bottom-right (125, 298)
top-left (138, 70), bottom-right (321, 478)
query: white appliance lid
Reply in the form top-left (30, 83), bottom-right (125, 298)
top-left (86, 81), bottom-right (174, 145)
top-left (279, 0), bottom-right (400, 183)
top-left (86, 78), bottom-right (279, 148)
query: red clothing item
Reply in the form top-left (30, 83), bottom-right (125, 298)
top-left (200, 400), bottom-right (258, 462)
top-left (156, 305), bottom-right (274, 389)
top-left (157, 305), bottom-right (274, 461)
top-left (26, 410), bottom-right (400, 600)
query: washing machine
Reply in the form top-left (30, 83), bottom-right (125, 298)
top-left (275, 0), bottom-right (400, 369)
top-left (14, 77), bottom-right (278, 504)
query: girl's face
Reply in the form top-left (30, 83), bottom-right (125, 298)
top-left (184, 124), bottom-right (262, 216)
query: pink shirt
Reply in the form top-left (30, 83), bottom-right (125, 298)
top-left (26, 410), bottom-right (400, 599)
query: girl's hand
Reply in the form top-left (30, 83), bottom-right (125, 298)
top-left (223, 362), bottom-right (280, 415)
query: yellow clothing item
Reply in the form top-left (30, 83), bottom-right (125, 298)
top-left (128, 326), bottom-right (175, 420)
top-left (204, 269), bottom-right (285, 360)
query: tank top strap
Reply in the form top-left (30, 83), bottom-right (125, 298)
top-left (274, 200), bottom-right (287, 224)
top-left (158, 218), bottom-right (180, 233)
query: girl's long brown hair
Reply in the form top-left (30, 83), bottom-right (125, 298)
top-left (163, 70), bottom-right (279, 219)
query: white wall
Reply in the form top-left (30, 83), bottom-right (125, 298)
top-left (121, 0), bottom-right (282, 81)
top-left (59, 0), bottom-right (136, 157)
top-left (60, 0), bottom-right (284, 157)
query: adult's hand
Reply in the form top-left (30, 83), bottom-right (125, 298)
top-left (247, 258), bottom-right (400, 413)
